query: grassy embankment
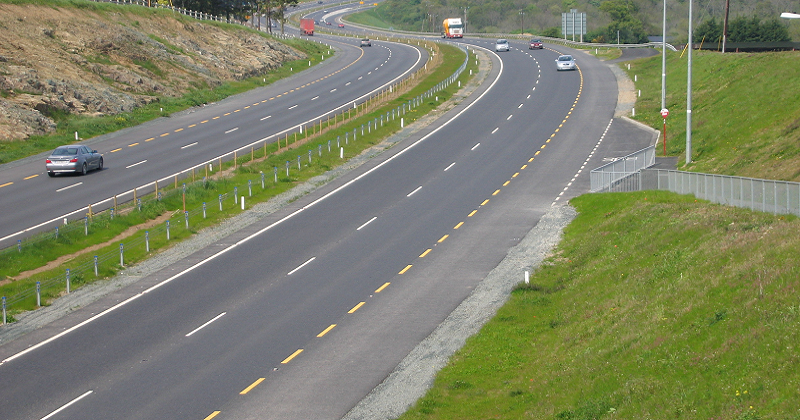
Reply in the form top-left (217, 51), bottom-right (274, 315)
top-left (395, 51), bottom-right (800, 419)
top-left (0, 42), bottom-right (475, 318)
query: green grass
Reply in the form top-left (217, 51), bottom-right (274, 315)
top-left (626, 50), bottom-right (800, 181)
top-left (346, 7), bottom-right (399, 31)
top-left (399, 191), bottom-right (800, 420)
top-left (0, 43), bottom-right (474, 316)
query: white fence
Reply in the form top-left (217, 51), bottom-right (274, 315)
top-left (589, 145), bottom-right (656, 192)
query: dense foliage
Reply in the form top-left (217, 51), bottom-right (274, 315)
top-left (695, 16), bottom-right (791, 43)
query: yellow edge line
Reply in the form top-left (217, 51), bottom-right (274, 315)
top-left (317, 324), bottom-right (337, 337)
top-left (240, 378), bottom-right (265, 395)
top-left (281, 348), bottom-right (304, 364)
top-left (375, 282), bottom-right (390, 293)
top-left (348, 302), bottom-right (366, 313)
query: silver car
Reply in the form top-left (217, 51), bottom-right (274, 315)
top-left (555, 55), bottom-right (576, 71)
top-left (495, 39), bottom-right (510, 52)
top-left (45, 145), bottom-right (103, 176)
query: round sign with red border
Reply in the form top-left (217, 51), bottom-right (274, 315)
top-left (660, 108), bottom-right (669, 118)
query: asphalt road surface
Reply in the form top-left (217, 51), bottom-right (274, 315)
top-left (0, 8), bottom-right (658, 420)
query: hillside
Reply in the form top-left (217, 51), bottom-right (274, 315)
top-left (0, 0), bottom-right (302, 141)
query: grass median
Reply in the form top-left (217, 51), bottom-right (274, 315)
top-left (0, 42), bottom-right (474, 320)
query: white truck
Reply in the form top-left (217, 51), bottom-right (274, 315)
top-left (442, 18), bottom-right (463, 38)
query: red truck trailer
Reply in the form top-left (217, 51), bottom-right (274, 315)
top-left (300, 18), bottom-right (314, 35)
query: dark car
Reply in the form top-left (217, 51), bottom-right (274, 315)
top-left (360, 38), bottom-right (371, 47)
top-left (529, 39), bottom-right (543, 49)
top-left (45, 145), bottom-right (103, 176)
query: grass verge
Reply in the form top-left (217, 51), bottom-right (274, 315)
top-left (0, 42), bottom-right (475, 319)
top-left (626, 50), bottom-right (800, 181)
top-left (398, 191), bottom-right (799, 420)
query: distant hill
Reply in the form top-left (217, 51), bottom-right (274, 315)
top-left (368, 0), bottom-right (798, 42)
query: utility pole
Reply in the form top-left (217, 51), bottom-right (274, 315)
top-left (686, 0), bottom-right (693, 165)
top-left (661, 0), bottom-right (666, 111)
top-left (722, 0), bottom-right (731, 53)
top-left (519, 10), bottom-right (525, 34)
top-left (463, 6), bottom-right (469, 34)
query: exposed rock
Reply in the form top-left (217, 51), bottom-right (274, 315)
top-left (0, 3), bottom-right (303, 141)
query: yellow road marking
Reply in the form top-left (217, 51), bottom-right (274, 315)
top-left (224, 113), bottom-right (231, 116)
top-left (521, 164), bottom-right (527, 169)
top-left (554, 128), bottom-right (559, 132)
top-left (535, 151), bottom-right (541, 156)
top-left (281, 349), bottom-right (303, 364)
top-left (375, 282), bottom-right (390, 293)
top-left (175, 128), bottom-right (183, 132)
top-left (283, 91), bottom-right (289, 94)
top-left (160, 133), bottom-right (169, 137)
top-left (468, 210), bottom-right (477, 217)
top-left (244, 106), bottom-right (250, 109)
top-left (128, 143), bottom-right (139, 147)
top-left (0, 182), bottom-right (13, 188)
top-left (348, 302), bottom-right (366, 313)
top-left (481, 199), bottom-right (490, 206)
top-left (188, 124), bottom-right (196, 128)
top-left (234, 109), bottom-right (240, 113)
top-left (419, 249), bottom-right (432, 258)
top-left (201, 120), bottom-right (209, 124)
top-left (528, 157), bottom-right (534, 162)
top-left (204, 411), bottom-right (221, 420)
top-left (240, 378), bottom-right (265, 395)
top-left (212, 116), bottom-right (220, 120)
top-left (398, 265), bottom-right (413, 275)
top-left (541, 144), bottom-right (546, 149)
top-left (546, 139), bottom-right (551, 143)
top-left (145, 137), bottom-right (155, 142)
top-left (110, 148), bottom-right (122, 153)
top-left (438, 234), bottom-right (449, 243)
top-left (253, 103), bottom-right (259, 106)
top-left (317, 324), bottom-right (337, 337)
top-left (503, 180), bottom-right (510, 186)
top-left (24, 174), bottom-right (38, 180)
top-left (454, 222), bottom-right (464, 229)
top-left (276, 94), bottom-right (282, 98)
top-left (492, 189), bottom-right (500, 196)
top-left (262, 100), bottom-right (268, 103)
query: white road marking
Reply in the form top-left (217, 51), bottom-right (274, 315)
top-left (518, 104), bottom-right (523, 108)
top-left (185, 312), bottom-right (227, 337)
top-left (40, 390), bottom-right (93, 420)
top-left (357, 217), bottom-right (377, 231)
top-left (358, 76), bottom-right (363, 80)
top-left (288, 104), bottom-right (298, 110)
top-left (126, 161), bottom-right (147, 169)
top-left (56, 182), bottom-right (83, 192)
top-left (491, 127), bottom-right (499, 134)
top-left (311, 96), bottom-right (319, 101)
top-left (345, 81), bottom-right (351, 86)
top-left (288, 257), bottom-right (316, 276)
top-left (260, 115), bottom-right (272, 121)
top-left (471, 143), bottom-right (481, 150)
top-left (367, 72), bottom-right (372, 75)
top-left (225, 127), bottom-right (239, 134)
top-left (527, 94), bottom-right (531, 99)
top-left (407, 186), bottom-right (422, 197)
top-left (181, 142), bottom-right (198, 149)
top-left (444, 162), bottom-right (456, 171)
top-left (330, 88), bottom-right (337, 92)
top-left (507, 114), bottom-right (513, 120)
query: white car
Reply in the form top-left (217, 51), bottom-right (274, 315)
top-left (555, 55), bottom-right (576, 71)
top-left (495, 39), bottom-right (510, 52)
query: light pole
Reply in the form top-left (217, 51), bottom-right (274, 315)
top-left (463, 6), bottom-right (470, 34)
top-left (519, 10), bottom-right (525, 35)
top-left (661, 0), bottom-right (668, 156)
top-left (686, 0), bottom-right (693, 165)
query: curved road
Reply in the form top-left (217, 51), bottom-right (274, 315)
top-left (0, 6), bottom-right (645, 420)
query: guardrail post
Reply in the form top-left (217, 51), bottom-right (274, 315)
top-left (110, 207), bottom-right (115, 220)
top-left (2, 297), bottom-right (5, 325)
top-left (66, 268), bottom-right (71, 294)
top-left (308, 149), bottom-right (312, 164)
top-left (286, 161), bottom-right (290, 177)
top-left (274, 167), bottom-right (278, 183)
top-left (297, 156), bottom-right (301, 170)
top-left (36, 282), bottom-right (40, 307)
top-left (120, 243), bottom-right (124, 267)
top-left (166, 220), bottom-right (170, 240)
top-left (184, 211), bottom-right (189, 229)
top-left (145, 231), bottom-right (150, 252)
top-left (94, 255), bottom-right (98, 277)
top-left (319, 144), bottom-right (323, 156)
top-left (234, 187), bottom-right (238, 204)
top-left (248, 180), bottom-right (252, 197)
top-left (219, 194), bottom-right (223, 211)
top-left (137, 198), bottom-right (142, 212)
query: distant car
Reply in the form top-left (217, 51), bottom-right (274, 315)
top-left (360, 38), bottom-right (371, 47)
top-left (495, 39), bottom-right (510, 52)
top-left (338, 23), bottom-right (345, 28)
top-left (45, 145), bottom-right (103, 177)
top-left (555, 54), bottom-right (576, 71)
top-left (529, 39), bottom-right (543, 49)
top-left (326, 21), bottom-right (332, 25)
top-left (318, 1), bottom-right (323, 3)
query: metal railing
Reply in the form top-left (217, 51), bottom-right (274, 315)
top-left (590, 145), bottom-right (655, 192)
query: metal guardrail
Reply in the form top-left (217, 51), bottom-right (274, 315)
top-left (590, 145), bottom-right (656, 192)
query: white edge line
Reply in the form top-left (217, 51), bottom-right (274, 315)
top-left (406, 186), bottom-right (422, 197)
top-left (56, 182), bottom-right (83, 192)
top-left (1, 45), bottom-right (501, 365)
top-left (288, 257), bottom-right (316, 276)
top-left (40, 390), bottom-right (94, 420)
top-left (356, 216), bottom-right (377, 231)
top-left (185, 312), bottom-right (227, 337)
top-left (444, 162), bottom-right (456, 171)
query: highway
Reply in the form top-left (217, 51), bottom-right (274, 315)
top-left (0, 25), bottom-right (426, 248)
top-left (0, 3), bottom-right (652, 419)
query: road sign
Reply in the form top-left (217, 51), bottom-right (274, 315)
top-left (660, 108), bottom-right (669, 118)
